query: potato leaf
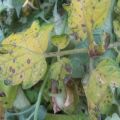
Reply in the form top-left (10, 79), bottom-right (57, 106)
top-left (49, 58), bottom-right (79, 114)
top-left (63, 0), bottom-right (111, 40)
top-left (105, 113), bottom-right (120, 120)
top-left (85, 59), bottom-right (120, 119)
top-left (0, 45), bottom-right (47, 89)
top-left (0, 79), bottom-right (18, 108)
top-left (12, 0), bottom-right (25, 17)
top-left (51, 35), bottom-right (69, 49)
top-left (0, 21), bottom-right (53, 89)
top-left (113, 20), bottom-right (120, 39)
top-left (2, 20), bottom-right (53, 54)
top-left (114, 0), bottom-right (120, 14)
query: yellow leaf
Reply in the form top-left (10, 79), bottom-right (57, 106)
top-left (2, 20), bottom-right (53, 53)
top-left (64, 0), bottom-right (111, 40)
top-left (0, 21), bottom-right (53, 89)
top-left (113, 20), bottom-right (120, 39)
top-left (0, 79), bottom-right (18, 108)
top-left (0, 45), bottom-right (47, 89)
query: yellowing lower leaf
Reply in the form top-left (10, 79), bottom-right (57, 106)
top-left (0, 21), bottom-right (53, 89)
top-left (0, 45), bottom-right (47, 89)
top-left (51, 35), bottom-right (69, 49)
top-left (64, 0), bottom-right (111, 40)
top-left (85, 59), bottom-right (120, 119)
top-left (2, 20), bottom-right (53, 53)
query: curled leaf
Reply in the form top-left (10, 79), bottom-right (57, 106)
top-left (51, 35), bottom-right (69, 49)
top-left (49, 58), bottom-right (79, 114)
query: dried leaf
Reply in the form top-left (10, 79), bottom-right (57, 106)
top-left (49, 58), bottom-right (79, 114)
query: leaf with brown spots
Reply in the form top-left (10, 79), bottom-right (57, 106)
top-left (2, 20), bottom-right (53, 54)
top-left (0, 21), bottom-right (53, 89)
top-left (63, 0), bottom-right (111, 40)
top-left (0, 78), bottom-right (18, 108)
top-left (49, 58), bottom-right (80, 114)
top-left (85, 59), bottom-right (120, 119)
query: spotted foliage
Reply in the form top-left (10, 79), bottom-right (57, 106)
top-left (85, 59), bottom-right (120, 119)
top-left (0, 21), bottom-right (53, 89)
top-left (64, 0), bottom-right (111, 40)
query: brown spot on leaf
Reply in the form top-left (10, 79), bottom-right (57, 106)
top-left (0, 92), bottom-right (6, 97)
top-left (12, 69), bottom-right (15, 73)
top-left (4, 79), bottom-right (12, 85)
top-left (20, 75), bottom-right (23, 79)
top-left (27, 58), bottom-right (31, 64)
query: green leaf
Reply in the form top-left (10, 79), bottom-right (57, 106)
top-left (12, 0), bottom-right (25, 17)
top-left (114, 0), bottom-right (120, 14)
top-left (113, 19), bottom-right (120, 39)
top-left (0, 4), bottom-right (6, 13)
top-left (49, 58), bottom-right (80, 114)
top-left (105, 113), bottom-right (120, 120)
top-left (13, 88), bottom-right (30, 110)
top-left (51, 35), bottom-right (69, 49)
top-left (70, 41), bottom-right (89, 78)
top-left (53, 0), bottom-right (64, 35)
top-left (0, 80), bottom-right (18, 108)
top-left (24, 85), bottom-right (39, 104)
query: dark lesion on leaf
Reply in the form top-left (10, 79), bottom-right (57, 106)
top-left (0, 91), bottom-right (6, 97)
top-left (27, 58), bottom-right (31, 64)
top-left (4, 79), bottom-right (12, 85)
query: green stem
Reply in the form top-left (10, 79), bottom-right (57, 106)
top-left (57, 47), bottom-right (61, 61)
top-left (89, 58), bottom-right (94, 74)
top-left (44, 48), bottom-right (88, 58)
top-left (34, 71), bottom-right (49, 120)
top-left (44, 42), bottom-right (120, 58)
top-left (27, 112), bottom-right (34, 120)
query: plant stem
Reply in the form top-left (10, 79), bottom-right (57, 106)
top-left (44, 48), bottom-right (88, 58)
top-left (43, 41), bottom-right (120, 58)
top-left (57, 47), bottom-right (61, 61)
top-left (26, 112), bottom-right (34, 120)
top-left (89, 58), bottom-right (94, 74)
top-left (34, 71), bottom-right (49, 120)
